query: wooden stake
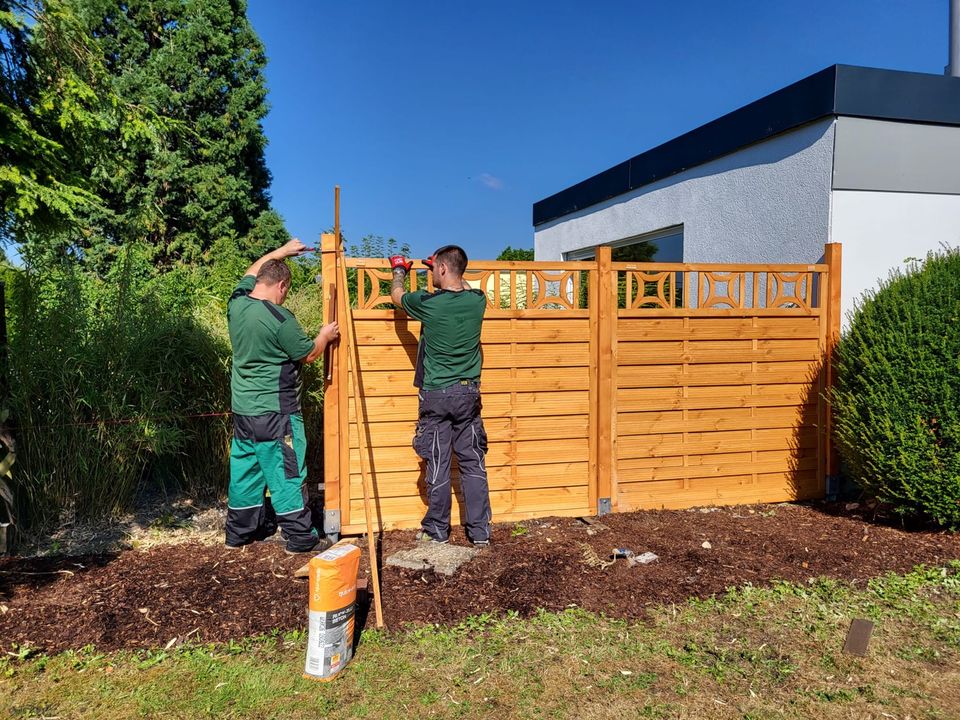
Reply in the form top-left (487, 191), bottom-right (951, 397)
top-left (334, 185), bottom-right (341, 244)
top-left (335, 190), bottom-right (386, 629)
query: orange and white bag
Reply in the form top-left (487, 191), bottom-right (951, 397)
top-left (303, 543), bottom-right (361, 681)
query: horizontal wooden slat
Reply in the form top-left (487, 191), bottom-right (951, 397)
top-left (616, 470), bottom-right (821, 510)
top-left (352, 309), bottom-right (592, 320)
top-left (347, 487), bottom-right (591, 524)
top-left (472, 343), bottom-right (592, 369)
top-left (355, 343), bottom-right (590, 370)
top-left (352, 319), bottom-right (592, 345)
top-left (755, 447), bottom-right (819, 463)
top-left (617, 455), bottom-right (818, 483)
top-left (349, 414), bottom-right (590, 448)
top-left (347, 258), bottom-right (597, 270)
top-left (617, 339), bottom-right (821, 365)
top-left (348, 391), bottom-right (590, 421)
top-left (350, 367), bottom-right (590, 396)
top-left (616, 448), bottom-right (818, 473)
top-left (349, 437), bottom-right (589, 473)
top-left (348, 419), bottom-right (416, 448)
top-left (617, 405), bottom-right (816, 435)
top-left (618, 454), bottom-right (687, 470)
top-left (610, 262), bottom-right (827, 272)
top-left (618, 308), bottom-right (821, 318)
top-left (616, 361), bottom-right (820, 389)
top-left (616, 317), bottom-right (821, 341)
top-left (616, 428), bottom-right (818, 460)
top-left (617, 383), bottom-right (816, 412)
top-left (348, 461), bottom-right (590, 498)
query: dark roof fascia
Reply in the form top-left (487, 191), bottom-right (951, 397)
top-left (533, 65), bottom-right (960, 227)
top-left (833, 65), bottom-right (960, 125)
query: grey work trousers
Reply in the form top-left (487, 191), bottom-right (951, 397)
top-left (413, 381), bottom-right (492, 543)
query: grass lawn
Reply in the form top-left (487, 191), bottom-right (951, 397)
top-left (3, 562), bottom-right (959, 719)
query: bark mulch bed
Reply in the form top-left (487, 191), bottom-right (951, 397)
top-left (1, 502), bottom-right (958, 654)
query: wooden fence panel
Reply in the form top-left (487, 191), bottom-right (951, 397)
top-left (327, 250), bottom-right (597, 534)
top-left (322, 237), bottom-right (841, 535)
top-left (607, 260), bottom-right (833, 513)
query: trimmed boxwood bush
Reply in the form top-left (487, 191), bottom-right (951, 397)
top-left (833, 247), bottom-right (960, 529)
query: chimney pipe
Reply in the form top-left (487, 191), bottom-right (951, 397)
top-left (950, 0), bottom-right (960, 76)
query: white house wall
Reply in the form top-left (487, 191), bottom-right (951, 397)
top-left (830, 118), bottom-right (960, 318)
top-left (830, 190), bottom-right (960, 318)
top-left (534, 119), bottom-right (836, 264)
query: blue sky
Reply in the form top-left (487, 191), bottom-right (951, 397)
top-left (247, 0), bottom-right (949, 260)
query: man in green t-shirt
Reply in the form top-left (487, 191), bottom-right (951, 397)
top-left (389, 245), bottom-right (492, 546)
top-left (226, 239), bottom-right (339, 553)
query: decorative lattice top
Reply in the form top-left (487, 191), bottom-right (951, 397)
top-left (340, 258), bottom-right (827, 314)
top-left (345, 259), bottom-right (593, 312)
top-left (613, 263), bottom-right (824, 312)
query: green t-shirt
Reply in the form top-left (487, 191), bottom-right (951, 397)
top-left (228, 275), bottom-right (315, 416)
top-left (401, 288), bottom-right (486, 390)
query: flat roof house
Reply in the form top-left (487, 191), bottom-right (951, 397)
top-left (533, 65), bottom-right (960, 316)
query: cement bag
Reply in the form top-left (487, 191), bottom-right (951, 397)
top-left (303, 542), bottom-right (361, 681)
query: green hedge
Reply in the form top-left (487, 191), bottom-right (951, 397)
top-left (6, 249), bottom-right (231, 531)
top-left (833, 247), bottom-right (960, 528)
top-left (6, 246), bottom-right (329, 536)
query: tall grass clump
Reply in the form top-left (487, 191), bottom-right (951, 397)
top-left (833, 247), bottom-right (960, 529)
top-left (7, 245), bottom-right (232, 532)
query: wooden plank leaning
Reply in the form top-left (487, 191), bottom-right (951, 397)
top-left (335, 200), bottom-right (386, 629)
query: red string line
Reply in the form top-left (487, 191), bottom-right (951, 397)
top-left (10, 410), bottom-right (233, 431)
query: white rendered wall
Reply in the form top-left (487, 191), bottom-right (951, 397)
top-left (830, 190), bottom-right (960, 318)
top-left (534, 119), bottom-right (835, 264)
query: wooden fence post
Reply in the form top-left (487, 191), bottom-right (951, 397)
top-left (596, 246), bottom-right (616, 515)
top-left (321, 231), bottom-right (342, 537)
top-left (823, 243), bottom-right (842, 498)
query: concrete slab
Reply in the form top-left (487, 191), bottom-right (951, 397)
top-left (386, 543), bottom-right (479, 576)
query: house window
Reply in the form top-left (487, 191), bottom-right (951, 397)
top-left (564, 225), bottom-right (684, 262)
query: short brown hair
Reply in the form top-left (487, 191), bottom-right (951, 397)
top-left (256, 259), bottom-right (291, 286)
top-left (434, 245), bottom-right (468, 276)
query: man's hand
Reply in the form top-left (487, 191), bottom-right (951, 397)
top-left (319, 321), bottom-right (340, 344)
top-left (275, 238), bottom-right (309, 259)
top-left (243, 238), bottom-right (308, 278)
top-left (390, 255), bottom-right (413, 275)
top-left (304, 322), bottom-right (340, 364)
top-left (390, 257), bottom-right (411, 307)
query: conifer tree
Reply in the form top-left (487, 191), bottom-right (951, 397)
top-left (66, 0), bottom-right (287, 268)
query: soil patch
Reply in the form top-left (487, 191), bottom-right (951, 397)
top-left (2, 502), bottom-right (958, 653)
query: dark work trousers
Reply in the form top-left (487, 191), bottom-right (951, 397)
top-left (413, 381), bottom-right (492, 543)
